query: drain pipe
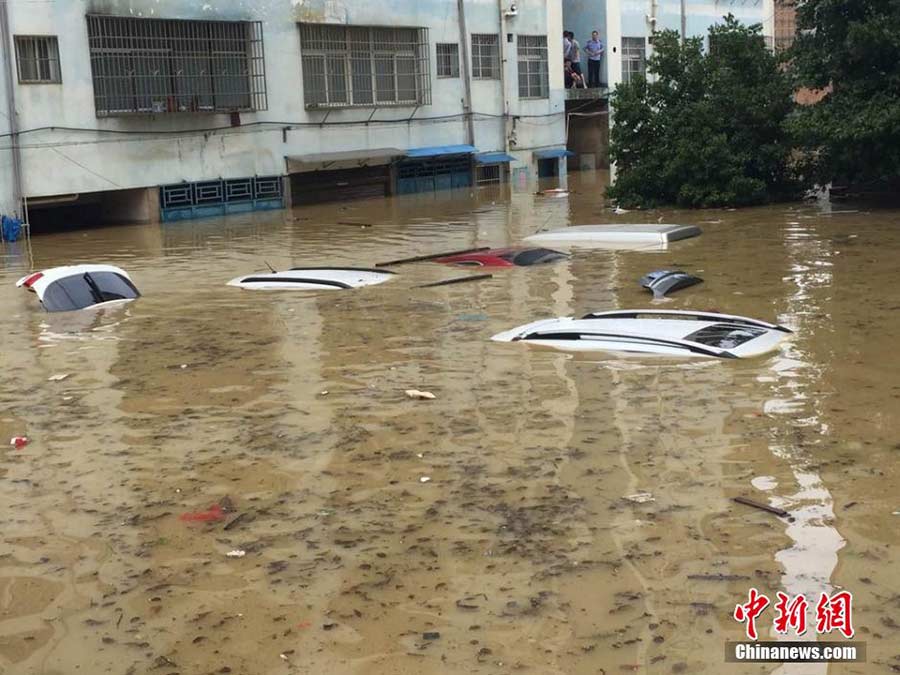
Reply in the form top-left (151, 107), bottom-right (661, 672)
top-left (457, 0), bottom-right (476, 146)
top-left (0, 2), bottom-right (23, 219)
top-left (498, 0), bottom-right (509, 153)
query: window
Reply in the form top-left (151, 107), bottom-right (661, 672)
top-left (15, 36), bottom-right (61, 83)
top-left (471, 33), bottom-right (500, 80)
top-left (86, 15), bottom-right (267, 117)
top-left (299, 24), bottom-right (431, 108)
top-left (42, 272), bottom-right (140, 312)
top-left (436, 42), bottom-right (459, 78)
top-left (517, 35), bottom-right (548, 99)
top-left (509, 249), bottom-right (568, 266)
top-left (621, 37), bottom-right (646, 83)
top-left (476, 164), bottom-right (502, 185)
top-left (684, 324), bottom-right (766, 349)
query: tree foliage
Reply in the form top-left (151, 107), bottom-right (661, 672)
top-left (608, 17), bottom-right (798, 208)
top-left (788, 0), bottom-right (900, 187)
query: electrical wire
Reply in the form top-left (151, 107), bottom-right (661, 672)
top-left (0, 101), bottom-right (601, 142)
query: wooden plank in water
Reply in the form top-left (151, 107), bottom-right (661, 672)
top-left (416, 274), bottom-right (493, 289)
top-left (376, 247), bottom-right (490, 267)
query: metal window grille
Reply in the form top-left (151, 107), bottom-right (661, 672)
top-left (621, 37), bottom-right (646, 84)
top-left (476, 164), bottom-right (502, 185)
top-left (517, 35), bottom-right (548, 99)
top-left (15, 36), bottom-right (61, 83)
top-left (160, 176), bottom-right (282, 209)
top-left (253, 176), bottom-right (282, 198)
top-left (299, 24), bottom-right (431, 108)
top-left (86, 15), bottom-right (267, 117)
top-left (471, 33), bottom-right (500, 80)
top-left (774, 0), bottom-right (796, 51)
top-left (436, 42), bottom-right (459, 78)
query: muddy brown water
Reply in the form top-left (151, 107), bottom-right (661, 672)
top-left (1, 174), bottom-right (898, 675)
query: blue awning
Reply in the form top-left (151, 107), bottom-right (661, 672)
top-left (474, 151), bottom-right (517, 165)
top-left (533, 148), bottom-right (575, 160)
top-left (405, 144), bottom-right (477, 158)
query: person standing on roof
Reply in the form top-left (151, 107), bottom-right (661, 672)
top-left (585, 30), bottom-right (605, 88)
top-left (566, 31), bottom-right (583, 77)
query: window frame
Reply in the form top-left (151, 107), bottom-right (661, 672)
top-left (299, 24), bottom-right (431, 109)
top-left (471, 33), bottom-right (500, 80)
top-left (14, 35), bottom-right (62, 84)
top-left (517, 34), bottom-right (549, 99)
top-left (85, 15), bottom-right (267, 117)
top-left (436, 42), bottom-right (460, 78)
top-left (621, 36), bottom-right (646, 84)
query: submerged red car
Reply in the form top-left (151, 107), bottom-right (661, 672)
top-left (434, 247), bottom-right (569, 268)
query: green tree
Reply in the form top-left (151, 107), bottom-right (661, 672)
top-left (608, 17), bottom-right (798, 208)
top-left (789, 0), bottom-right (900, 188)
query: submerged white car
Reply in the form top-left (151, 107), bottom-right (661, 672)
top-left (491, 310), bottom-right (792, 359)
top-left (524, 224), bottom-right (701, 250)
top-left (227, 267), bottom-right (396, 291)
top-left (16, 264), bottom-right (140, 312)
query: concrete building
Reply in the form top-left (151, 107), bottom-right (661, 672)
top-left (564, 0), bottom-right (775, 90)
top-left (0, 0), bottom-right (567, 227)
top-left (561, 0), bottom-right (775, 173)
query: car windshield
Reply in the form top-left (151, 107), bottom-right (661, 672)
top-left (41, 272), bottom-right (140, 312)
top-left (684, 324), bottom-right (766, 349)
top-left (509, 248), bottom-right (568, 266)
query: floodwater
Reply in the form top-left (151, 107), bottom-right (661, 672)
top-left (1, 173), bottom-right (898, 675)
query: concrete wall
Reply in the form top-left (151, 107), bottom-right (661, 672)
top-left (0, 0), bottom-right (566, 212)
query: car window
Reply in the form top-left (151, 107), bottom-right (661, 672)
top-left (41, 272), bottom-right (138, 312)
top-left (511, 248), bottom-right (568, 266)
top-left (87, 272), bottom-right (140, 302)
top-left (684, 324), bottom-right (766, 349)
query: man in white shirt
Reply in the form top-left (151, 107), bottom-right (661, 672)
top-left (565, 31), bottom-right (582, 77)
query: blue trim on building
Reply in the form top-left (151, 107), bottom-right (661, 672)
top-left (475, 151), bottom-right (516, 164)
top-left (533, 148), bottom-right (575, 159)
top-left (405, 144), bottom-right (477, 158)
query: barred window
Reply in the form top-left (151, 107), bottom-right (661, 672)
top-left (773, 0), bottom-right (797, 51)
top-left (86, 15), bottom-right (267, 117)
top-left (622, 37), bottom-right (646, 83)
top-left (476, 164), bottom-right (502, 185)
top-left (471, 33), bottom-right (500, 80)
top-left (299, 24), bottom-right (431, 108)
top-left (15, 36), bottom-right (61, 83)
top-left (517, 35), bottom-right (548, 99)
top-left (436, 42), bottom-right (459, 78)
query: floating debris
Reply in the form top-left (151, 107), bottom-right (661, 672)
top-left (419, 476), bottom-right (432, 483)
top-left (9, 436), bottom-right (28, 449)
top-left (226, 550), bottom-right (246, 558)
top-left (376, 247), bottom-right (490, 267)
top-left (733, 496), bottom-right (792, 519)
top-left (223, 512), bottom-right (250, 531)
top-left (47, 373), bottom-right (71, 382)
top-left (623, 492), bottom-right (655, 504)
top-left (687, 573), bottom-right (751, 582)
top-left (416, 274), bottom-right (493, 289)
top-left (180, 504), bottom-right (225, 523)
top-left (405, 390), bottom-right (436, 400)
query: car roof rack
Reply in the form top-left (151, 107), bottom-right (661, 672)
top-left (514, 329), bottom-right (738, 359)
top-left (579, 310), bottom-right (792, 333)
